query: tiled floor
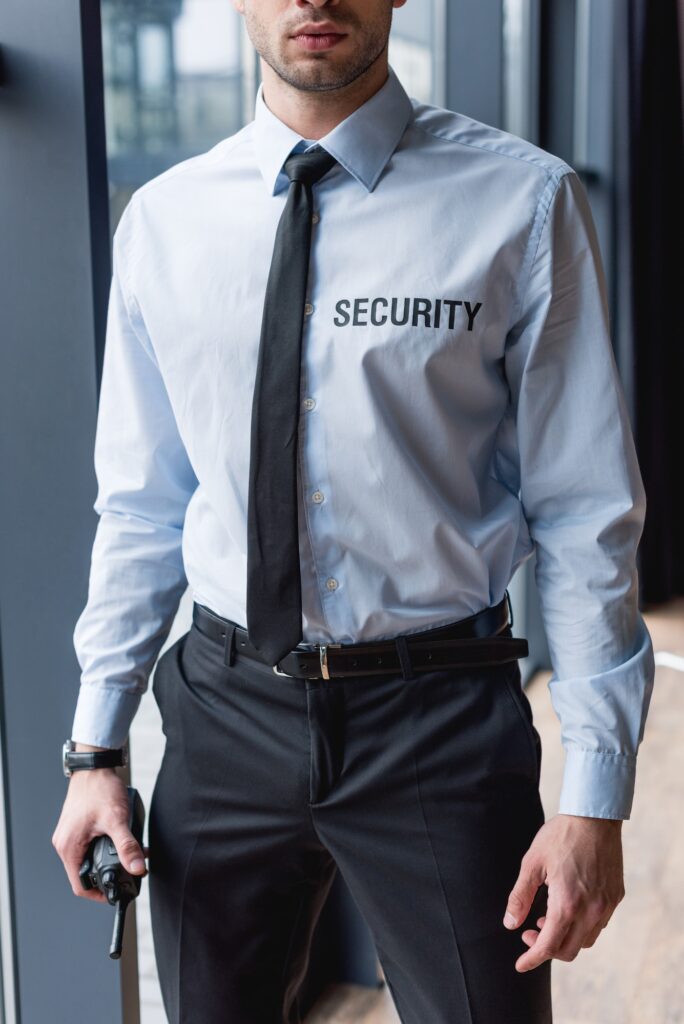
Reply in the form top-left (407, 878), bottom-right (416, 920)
top-left (130, 592), bottom-right (684, 1023)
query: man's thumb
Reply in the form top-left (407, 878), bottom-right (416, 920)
top-left (109, 825), bottom-right (147, 874)
top-left (503, 858), bottom-right (543, 928)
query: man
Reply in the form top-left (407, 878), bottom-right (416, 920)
top-left (52, 0), bottom-right (655, 1021)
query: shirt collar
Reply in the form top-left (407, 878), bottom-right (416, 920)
top-left (252, 63), bottom-right (414, 196)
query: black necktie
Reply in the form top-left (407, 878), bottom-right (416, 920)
top-left (246, 145), bottom-right (338, 666)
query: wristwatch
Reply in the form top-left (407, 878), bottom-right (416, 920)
top-left (62, 738), bottom-right (128, 778)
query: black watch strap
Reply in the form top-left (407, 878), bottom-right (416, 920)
top-left (63, 739), bottom-right (127, 777)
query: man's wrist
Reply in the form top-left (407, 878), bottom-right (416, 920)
top-left (65, 740), bottom-right (126, 778)
top-left (557, 812), bottom-right (623, 829)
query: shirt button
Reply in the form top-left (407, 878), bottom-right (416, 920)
top-left (326, 577), bottom-right (338, 591)
top-left (312, 211), bottom-right (320, 224)
top-left (312, 490), bottom-right (324, 504)
top-left (304, 303), bottom-right (314, 316)
top-left (302, 397), bottom-right (316, 411)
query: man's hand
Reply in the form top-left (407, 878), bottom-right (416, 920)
top-left (503, 813), bottom-right (625, 972)
top-left (52, 743), bottom-right (149, 903)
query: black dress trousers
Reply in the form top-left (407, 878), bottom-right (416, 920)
top-left (147, 617), bottom-right (552, 1024)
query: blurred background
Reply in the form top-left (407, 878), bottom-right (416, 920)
top-left (0, 1), bottom-right (683, 1021)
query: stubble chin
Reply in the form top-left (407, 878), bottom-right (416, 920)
top-left (247, 21), bottom-right (390, 94)
top-left (266, 57), bottom-right (368, 93)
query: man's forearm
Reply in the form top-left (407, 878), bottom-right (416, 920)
top-left (70, 210), bottom-right (198, 753)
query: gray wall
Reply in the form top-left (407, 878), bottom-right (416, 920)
top-left (0, 0), bottom-right (137, 1020)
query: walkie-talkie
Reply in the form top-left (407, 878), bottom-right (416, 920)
top-left (78, 786), bottom-right (146, 959)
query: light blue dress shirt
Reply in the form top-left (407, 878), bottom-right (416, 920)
top-left (71, 64), bottom-right (654, 820)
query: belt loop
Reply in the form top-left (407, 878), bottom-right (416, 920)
top-left (395, 634), bottom-right (415, 681)
top-left (223, 623), bottom-right (236, 667)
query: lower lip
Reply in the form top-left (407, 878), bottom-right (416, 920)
top-left (291, 33), bottom-right (346, 51)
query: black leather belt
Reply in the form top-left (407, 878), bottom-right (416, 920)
top-left (191, 592), bottom-right (529, 680)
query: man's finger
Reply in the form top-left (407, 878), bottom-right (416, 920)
top-left (565, 907), bottom-right (611, 953)
top-left (503, 856), bottom-right (545, 929)
top-left (515, 906), bottom-right (574, 972)
top-left (551, 915), bottom-right (593, 962)
top-left (62, 847), bottom-right (108, 902)
top-left (108, 823), bottom-right (148, 876)
top-left (579, 917), bottom-right (607, 949)
top-left (520, 927), bottom-right (541, 948)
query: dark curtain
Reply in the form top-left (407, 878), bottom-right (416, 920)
top-left (629, 0), bottom-right (684, 604)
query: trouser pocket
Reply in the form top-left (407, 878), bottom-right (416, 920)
top-left (501, 662), bottom-right (542, 787)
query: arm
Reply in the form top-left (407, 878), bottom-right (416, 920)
top-left (70, 197), bottom-right (198, 749)
top-left (504, 169), bottom-right (655, 822)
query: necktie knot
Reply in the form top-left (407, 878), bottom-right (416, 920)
top-left (284, 145), bottom-right (338, 187)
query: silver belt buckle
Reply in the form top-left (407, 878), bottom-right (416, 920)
top-left (272, 662), bottom-right (293, 677)
top-left (318, 643), bottom-right (342, 680)
top-left (272, 643), bottom-right (342, 679)
top-left (504, 588), bottom-right (514, 629)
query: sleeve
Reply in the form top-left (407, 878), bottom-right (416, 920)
top-left (504, 168), bottom-right (656, 820)
top-left (70, 199), bottom-right (199, 748)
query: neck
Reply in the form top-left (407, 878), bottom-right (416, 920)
top-left (259, 55), bottom-right (390, 140)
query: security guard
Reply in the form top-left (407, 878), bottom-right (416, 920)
top-left (53, 0), bottom-right (655, 1021)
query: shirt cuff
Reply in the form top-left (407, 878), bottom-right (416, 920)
top-left (557, 747), bottom-right (637, 820)
top-left (70, 684), bottom-right (142, 749)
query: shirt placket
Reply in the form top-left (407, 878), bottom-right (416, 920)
top-left (297, 196), bottom-right (355, 644)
